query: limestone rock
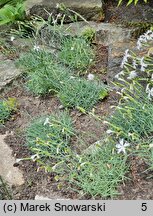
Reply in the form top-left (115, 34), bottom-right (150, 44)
top-left (0, 54), bottom-right (22, 91)
top-left (25, 0), bottom-right (103, 22)
top-left (64, 21), bottom-right (139, 45)
top-left (107, 41), bottom-right (137, 81)
top-left (0, 134), bottom-right (24, 186)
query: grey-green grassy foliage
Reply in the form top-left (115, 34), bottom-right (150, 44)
top-left (18, 50), bottom-right (71, 95)
top-left (108, 87), bottom-right (153, 142)
top-left (108, 89), bottom-right (153, 169)
top-left (59, 37), bottom-right (95, 73)
top-left (70, 144), bottom-right (128, 198)
top-left (17, 49), bottom-right (50, 73)
top-left (58, 78), bottom-right (108, 110)
top-left (18, 48), bottom-right (108, 110)
top-left (26, 112), bottom-right (74, 163)
top-left (26, 113), bottom-right (128, 198)
top-left (52, 142), bottom-right (128, 198)
top-left (107, 30), bottom-right (153, 171)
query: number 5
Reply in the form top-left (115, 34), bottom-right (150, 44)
top-left (141, 203), bottom-right (147, 211)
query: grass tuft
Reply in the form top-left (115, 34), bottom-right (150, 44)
top-left (26, 112), bottom-right (74, 162)
top-left (59, 37), bottom-right (95, 73)
top-left (68, 143), bottom-right (128, 198)
top-left (17, 49), bottom-right (71, 95)
top-left (0, 98), bottom-right (17, 124)
top-left (58, 78), bottom-right (108, 111)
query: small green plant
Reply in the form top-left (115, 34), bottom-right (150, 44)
top-left (26, 112), bottom-right (75, 165)
top-left (0, 2), bottom-right (26, 26)
top-left (81, 27), bottom-right (96, 43)
top-left (59, 37), bottom-right (95, 73)
top-left (0, 98), bottom-right (17, 124)
top-left (58, 78), bottom-right (108, 111)
top-left (18, 49), bottom-right (71, 95)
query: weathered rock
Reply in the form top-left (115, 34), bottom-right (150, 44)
top-left (0, 134), bottom-right (24, 186)
top-left (12, 38), bottom-right (33, 50)
top-left (107, 41), bottom-right (137, 81)
top-left (25, 0), bottom-right (103, 22)
top-left (103, 0), bottom-right (153, 25)
top-left (64, 21), bottom-right (139, 45)
top-left (0, 54), bottom-right (22, 91)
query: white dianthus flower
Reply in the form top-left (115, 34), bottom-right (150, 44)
top-left (106, 129), bottom-right (114, 134)
top-left (56, 3), bottom-right (60, 8)
top-left (120, 49), bottom-right (131, 68)
top-left (33, 45), bottom-right (40, 51)
top-left (116, 139), bottom-right (130, 154)
top-left (10, 36), bottom-right (15, 42)
top-left (44, 117), bottom-right (50, 126)
top-left (146, 84), bottom-right (153, 100)
top-left (140, 57), bottom-right (148, 72)
top-left (87, 73), bottom-right (95, 80)
top-left (115, 71), bottom-right (125, 79)
top-left (15, 158), bottom-right (24, 163)
top-left (31, 154), bottom-right (40, 161)
top-left (127, 70), bottom-right (137, 80)
top-left (137, 30), bottom-right (153, 50)
top-left (132, 60), bottom-right (137, 69)
top-left (149, 143), bottom-right (153, 149)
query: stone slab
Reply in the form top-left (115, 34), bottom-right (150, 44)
top-left (0, 134), bottom-right (24, 186)
top-left (107, 41), bottom-right (137, 81)
top-left (25, 0), bottom-right (103, 21)
top-left (0, 54), bottom-right (22, 91)
top-left (65, 21), bottom-right (139, 45)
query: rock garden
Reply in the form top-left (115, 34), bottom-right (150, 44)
top-left (0, 0), bottom-right (153, 200)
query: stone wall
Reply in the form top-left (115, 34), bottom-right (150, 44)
top-left (25, 0), bottom-right (103, 22)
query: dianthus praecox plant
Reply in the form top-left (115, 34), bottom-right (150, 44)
top-left (107, 29), bottom-right (153, 158)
